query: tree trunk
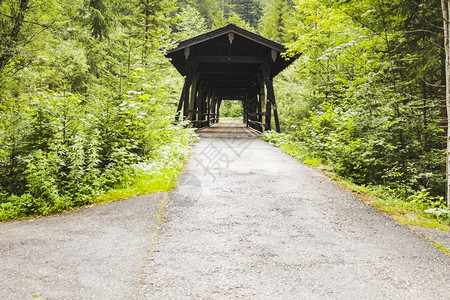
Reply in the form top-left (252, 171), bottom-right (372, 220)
top-left (441, 0), bottom-right (450, 207)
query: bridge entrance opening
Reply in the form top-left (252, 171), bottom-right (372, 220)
top-left (219, 100), bottom-right (243, 120)
top-left (166, 24), bottom-right (299, 133)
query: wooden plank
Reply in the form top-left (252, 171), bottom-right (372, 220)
top-left (188, 72), bottom-right (199, 121)
top-left (247, 120), bottom-right (269, 127)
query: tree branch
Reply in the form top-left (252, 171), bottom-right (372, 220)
top-left (0, 12), bottom-right (53, 30)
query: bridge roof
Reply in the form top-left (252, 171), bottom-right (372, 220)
top-left (166, 24), bottom-right (298, 99)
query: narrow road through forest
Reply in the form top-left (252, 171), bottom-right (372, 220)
top-left (1, 121), bottom-right (449, 299)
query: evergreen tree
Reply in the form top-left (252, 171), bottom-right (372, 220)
top-left (227, 12), bottom-right (253, 31)
top-left (86, 0), bottom-right (111, 40)
top-left (259, 0), bottom-right (293, 43)
top-left (134, 0), bottom-right (176, 40)
top-left (232, 0), bottom-right (262, 29)
top-left (176, 5), bottom-right (208, 39)
top-left (177, 0), bottom-right (220, 27)
top-left (212, 9), bottom-right (227, 29)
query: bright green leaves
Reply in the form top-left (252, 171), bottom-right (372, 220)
top-left (0, 0), bottom-right (195, 220)
top-left (276, 0), bottom-right (446, 202)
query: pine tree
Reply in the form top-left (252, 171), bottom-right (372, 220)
top-left (176, 5), bottom-right (208, 39)
top-left (133, 0), bottom-right (176, 45)
top-left (87, 0), bottom-right (111, 40)
top-left (232, 0), bottom-right (262, 29)
top-left (212, 10), bottom-right (227, 29)
top-left (259, 0), bottom-right (292, 43)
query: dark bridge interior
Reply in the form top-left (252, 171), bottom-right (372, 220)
top-left (166, 24), bottom-right (299, 133)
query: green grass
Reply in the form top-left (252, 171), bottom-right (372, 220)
top-left (428, 238), bottom-right (450, 255)
top-left (93, 169), bottom-right (180, 204)
top-left (0, 166), bottom-right (187, 222)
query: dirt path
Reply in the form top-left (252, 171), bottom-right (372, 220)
top-left (1, 121), bottom-right (449, 299)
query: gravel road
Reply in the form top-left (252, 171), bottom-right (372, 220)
top-left (1, 121), bottom-right (449, 299)
top-left (139, 122), bottom-right (450, 299)
top-left (0, 194), bottom-right (164, 299)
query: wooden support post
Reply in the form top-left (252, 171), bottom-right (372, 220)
top-left (258, 75), bottom-right (265, 132)
top-left (265, 78), bottom-right (280, 133)
top-left (244, 90), bottom-right (249, 125)
top-left (198, 85), bottom-right (204, 127)
top-left (261, 62), bottom-right (281, 132)
top-left (217, 99), bottom-right (222, 123)
top-left (193, 80), bottom-right (202, 124)
top-left (175, 80), bottom-right (188, 123)
top-left (206, 90), bottom-right (212, 126)
top-left (211, 97), bottom-right (216, 124)
top-left (266, 95), bottom-right (272, 131)
top-left (248, 86), bottom-right (257, 129)
top-left (199, 85), bottom-right (208, 128)
top-left (183, 59), bottom-right (197, 120)
top-left (265, 78), bottom-right (273, 131)
top-left (183, 75), bottom-right (191, 120)
top-left (249, 88), bottom-right (259, 131)
top-left (189, 73), bottom-right (199, 121)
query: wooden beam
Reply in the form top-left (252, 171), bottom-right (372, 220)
top-left (194, 55), bottom-right (263, 64)
top-left (183, 63), bottom-right (192, 119)
top-left (228, 32), bottom-right (235, 44)
top-left (167, 25), bottom-right (286, 54)
top-left (247, 120), bottom-right (269, 127)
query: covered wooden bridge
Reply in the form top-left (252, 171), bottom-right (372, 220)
top-left (166, 24), bottom-right (298, 132)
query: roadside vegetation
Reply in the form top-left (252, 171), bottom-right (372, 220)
top-left (263, 0), bottom-right (450, 227)
top-left (262, 131), bottom-right (450, 229)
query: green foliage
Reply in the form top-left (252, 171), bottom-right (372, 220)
top-left (259, 0), bottom-right (294, 43)
top-left (211, 8), bottom-right (253, 31)
top-left (85, 0), bottom-right (112, 40)
top-left (177, 0), bottom-right (221, 27)
top-left (270, 0), bottom-right (447, 209)
top-left (0, 0), bottom-right (196, 221)
top-left (178, 0), bottom-right (269, 32)
top-left (220, 100), bottom-right (243, 118)
top-left (175, 5), bottom-right (208, 39)
top-left (232, 0), bottom-right (263, 29)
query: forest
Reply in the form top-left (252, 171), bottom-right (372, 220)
top-left (0, 0), bottom-right (449, 223)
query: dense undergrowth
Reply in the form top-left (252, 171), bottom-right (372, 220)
top-left (0, 116), bottom-right (196, 221)
top-left (262, 131), bottom-right (450, 228)
top-left (0, 0), bottom-right (198, 221)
